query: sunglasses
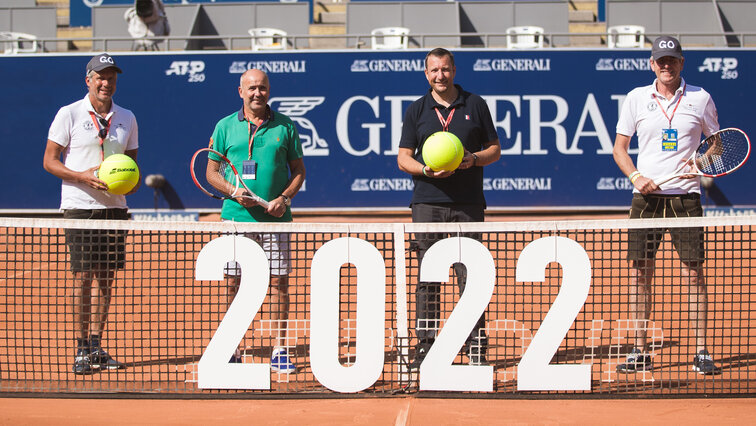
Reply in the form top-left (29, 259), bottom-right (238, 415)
top-left (98, 118), bottom-right (109, 139)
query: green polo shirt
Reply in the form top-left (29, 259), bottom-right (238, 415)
top-left (210, 106), bottom-right (303, 222)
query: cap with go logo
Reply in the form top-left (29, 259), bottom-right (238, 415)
top-left (86, 53), bottom-right (123, 75)
top-left (651, 36), bottom-right (683, 60)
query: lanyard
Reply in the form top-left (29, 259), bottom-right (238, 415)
top-left (247, 120), bottom-right (262, 160)
top-left (246, 111), bottom-right (268, 160)
top-left (88, 111), bottom-right (110, 161)
top-left (434, 107), bottom-right (456, 132)
top-left (653, 83), bottom-right (686, 129)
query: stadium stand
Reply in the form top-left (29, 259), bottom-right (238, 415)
top-left (346, 1), bottom-right (569, 48)
top-left (92, 2), bottom-right (309, 51)
top-left (605, 0), bottom-right (732, 47)
top-left (0, 6), bottom-right (57, 52)
top-left (2, 0), bottom-right (755, 51)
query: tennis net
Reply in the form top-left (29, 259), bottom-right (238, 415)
top-left (0, 215), bottom-right (754, 396)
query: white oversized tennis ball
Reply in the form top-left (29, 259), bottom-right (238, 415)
top-left (97, 154), bottom-right (139, 195)
top-left (422, 131), bottom-right (464, 171)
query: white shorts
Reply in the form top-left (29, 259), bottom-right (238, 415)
top-left (223, 232), bottom-right (290, 277)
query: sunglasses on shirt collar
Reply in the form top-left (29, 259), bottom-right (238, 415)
top-left (98, 118), bottom-right (109, 139)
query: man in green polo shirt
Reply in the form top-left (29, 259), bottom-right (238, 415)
top-left (207, 68), bottom-right (305, 372)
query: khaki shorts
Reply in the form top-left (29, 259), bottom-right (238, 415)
top-left (223, 232), bottom-right (290, 277)
top-left (626, 193), bottom-right (705, 264)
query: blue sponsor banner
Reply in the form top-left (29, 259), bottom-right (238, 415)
top-left (1, 49), bottom-right (753, 211)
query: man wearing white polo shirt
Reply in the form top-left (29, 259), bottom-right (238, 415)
top-left (613, 36), bottom-right (721, 375)
top-left (43, 53), bottom-right (139, 375)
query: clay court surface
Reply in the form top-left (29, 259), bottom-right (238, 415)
top-left (0, 396), bottom-right (753, 425)
top-left (2, 211), bottom-right (754, 423)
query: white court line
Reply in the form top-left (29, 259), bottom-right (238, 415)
top-left (394, 399), bottom-right (411, 426)
top-left (0, 265), bottom-right (44, 284)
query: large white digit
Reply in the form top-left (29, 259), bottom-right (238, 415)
top-left (516, 236), bottom-right (592, 391)
top-left (419, 237), bottom-right (495, 392)
top-left (310, 237), bottom-right (386, 393)
top-left (196, 235), bottom-right (271, 389)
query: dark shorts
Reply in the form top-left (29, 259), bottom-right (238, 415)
top-left (63, 208), bottom-right (130, 273)
top-left (627, 193), bottom-right (705, 264)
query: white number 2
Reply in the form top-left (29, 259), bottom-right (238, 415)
top-left (419, 237), bottom-right (496, 392)
top-left (516, 236), bottom-right (592, 391)
top-left (195, 235), bottom-right (271, 389)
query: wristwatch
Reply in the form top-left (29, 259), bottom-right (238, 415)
top-left (280, 194), bottom-right (291, 207)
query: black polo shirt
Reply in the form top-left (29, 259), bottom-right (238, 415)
top-left (399, 84), bottom-right (499, 206)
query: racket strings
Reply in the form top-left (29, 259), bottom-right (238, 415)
top-left (192, 150), bottom-right (239, 199)
top-left (696, 130), bottom-right (750, 176)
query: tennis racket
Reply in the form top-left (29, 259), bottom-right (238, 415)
top-left (654, 128), bottom-right (751, 186)
top-left (190, 147), bottom-right (270, 209)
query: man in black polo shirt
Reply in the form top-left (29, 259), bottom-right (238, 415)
top-left (398, 47), bottom-right (500, 369)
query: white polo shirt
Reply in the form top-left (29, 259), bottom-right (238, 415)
top-left (48, 95), bottom-right (139, 210)
top-left (616, 78), bottom-right (719, 195)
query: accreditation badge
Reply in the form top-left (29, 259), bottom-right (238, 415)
top-left (242, 160), bottom-right (257, 180)
top-left (661, 128), bottom-right (678, 151)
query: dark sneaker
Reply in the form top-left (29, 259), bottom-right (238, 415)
top-left (90, 349), bottom-right (125, 370)
top-left (692, 349), bottom-right (721, 375)
top-left (409, 343), bottom-right (431, 370)
top-left (270, 349), bottom-right (296, 373)
top-left (616, 348), bottom-right (652, 373)
top-left (72, 353), bottom-right (96, 375)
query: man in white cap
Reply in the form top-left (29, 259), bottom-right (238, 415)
top-left (43, 53), bottom-right (139, 375)
top-left (612, 36), bottom-right (721, 375)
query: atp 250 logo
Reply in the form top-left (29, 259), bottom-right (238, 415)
top-left (698, 58), bottom-right (738, 80)
top-left (165, 61), bottom-right (206, 83)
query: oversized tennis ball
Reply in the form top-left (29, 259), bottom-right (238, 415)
top-left (97, 154), bottom-right (139, 195)
top-left (422, 131), bottom-right (464, 171)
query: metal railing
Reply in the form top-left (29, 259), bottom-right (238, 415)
top-left (5, 31), bottom-right (756, 54)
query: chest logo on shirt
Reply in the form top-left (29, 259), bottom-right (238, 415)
top-left (82, 121), bottom-right (95, 131)
top-left (646, 102), bottom-right (658, 112)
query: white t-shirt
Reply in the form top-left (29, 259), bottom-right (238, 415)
top-left (48, 95), bottom-right (139, 209)
top-left (616, 78), bottom-right (719, 195)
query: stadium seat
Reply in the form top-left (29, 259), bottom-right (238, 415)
top-left (0, 31), bottom-right (39, 54)
top-left (607, 25), bottom-right (645, 48)
top-left (248, 27), bottom-right (288, 51)
top-left (370, 27), bottom-right (409, 50)
top-left (506, 26), bottom-right (544, 49)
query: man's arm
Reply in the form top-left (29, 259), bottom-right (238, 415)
top-left (397, 147), bottom-right (454, 178)
top-left (42, 139), bottom-right (107, 191)
top-left (267, 157), bottom-right (306, 218)
top-left (458, 139), bottom-right (500, 170)
top-left (613, 133), bottom-right (657, 194)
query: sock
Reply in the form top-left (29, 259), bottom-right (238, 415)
top-left (89, 334), bottom-right (102, 351)
top-left (76, 338), bottom-right (89, 355)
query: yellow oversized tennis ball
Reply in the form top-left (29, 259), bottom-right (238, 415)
top-left (97, 154), bottom-right (139, 195)
top-left (422, 131), bottom-right (464, 171)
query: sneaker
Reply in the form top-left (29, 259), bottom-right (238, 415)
top-left (72, 352), bottom-right (96, 375)
top-left (90, 348), bottom-right (125, 371)
top-left (616, 348), bottom-right (652, 373)
top-left (692, 349), bottom-right (721, 375)
top-left (409, 343), bottom-right (431, 370)
top-left (270, 349), bottom-right (296, 373)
